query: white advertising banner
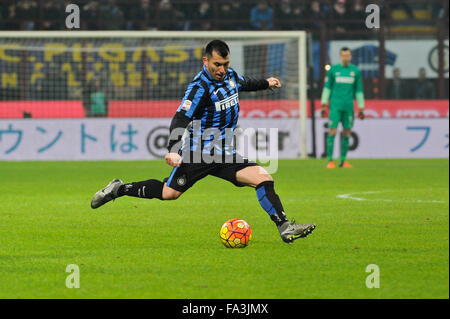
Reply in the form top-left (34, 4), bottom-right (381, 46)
top-left (315, 118), bottom-right (449, 159)
top-left (330, 40), bottom-right (449, 79)
top-left (0, 118), bottom-right (303, 161)
top-left (0, 118), bottom-right (448, 160)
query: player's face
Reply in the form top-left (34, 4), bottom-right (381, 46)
top-left (340, 50), bottom-right (352, 66)
top-left (204, 50), bottom-right (230, 81)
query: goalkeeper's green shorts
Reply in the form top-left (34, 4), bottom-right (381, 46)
top-left (328, 109), bottom-right (354, 130)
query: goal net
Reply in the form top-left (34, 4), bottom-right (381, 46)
top-left (0, 31), bottom-right (307, 158)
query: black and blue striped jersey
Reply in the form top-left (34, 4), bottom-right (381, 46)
top-left (167, 64), bottom-right (269, 161)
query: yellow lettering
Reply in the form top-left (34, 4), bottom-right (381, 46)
top-left (86, 43), bottom-right (94, 62)
top-left (0, 44), bottom-right (21, 62)
top-left (61, 63), bottom-right (72, 72)
top-left (168, 72), bottom-right (186, 85)
top-left (30, 63), bottom-right (45, 84)
top-left (147, 72), bottom-right (158, 85)
top-left (60, 63), bottom-right (79, 86)
top-left (86, 72), bottom-right (94, 82)
top-left (164, 45), bottom-right (188, 63)
top-left (68, 72), bottom-right (80, 86)
top-left (94, 62), bottom-right (103, 72)
top-left (128, 73), bottom-right (141, 87)
top-left (99, 43), bottom-right (125, 62)
top-left (132, 46), bottom-right (160, 62)
top-left (109, 63), bottom-right (120, 72)
top-left (179, 72), bottom-right (186, 85)
top-left (72, 43), bottom-right (82, 62)
top-left (145, 46), bottom-right (160, 62)
top-left (194, 47), bottom-right (203, 60)
top-left (2, 73), bottom-right (18, 87)
top-left (45, 43), bottom-right (67, 62)
top-left (111, 73), bottom-right (125, 86)
top-left (132, 48), bottom-right (142, 62)
top-left (146, 65), bottom-right (158, 85)
top-left (126, 63), bottom-right (135, 72)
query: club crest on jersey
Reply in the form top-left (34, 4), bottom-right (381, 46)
top-left (215, 93), bottom-right (239, 111)
top-left (229, 79), bottom-right (235, 88)
top-left (177, 175), bottom-right (187, 186)
top-left (181, 100), bottom-right (192, 111)
top-left (350, 71), bottom-right (355, 76)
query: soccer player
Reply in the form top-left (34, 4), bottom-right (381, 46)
top-left (320, 47), bottom-right (365, 169)
top-left (90, 40), bottom-right (316, 243)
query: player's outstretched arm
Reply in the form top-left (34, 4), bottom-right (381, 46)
top-left (165, 82), bottom-right (206, 167)
top-left (166, 111), bottom-right (191, 167)
top-left (232, 68), bottom-right (280, 92)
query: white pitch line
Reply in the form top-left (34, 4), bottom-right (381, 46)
top-left (336, 190), bottom-right (445, 204)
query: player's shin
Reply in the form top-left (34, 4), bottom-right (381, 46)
top-left (255, 181), bottom-right (288, 227)
top-left (340, 135), bottom-right (349, 163)
top-left (117, 179), bottom-right (164, 200)
top-left (327, 135), bottom-right (335, 161)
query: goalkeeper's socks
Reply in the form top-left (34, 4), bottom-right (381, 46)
top-left (327, 134), bottom-right (335, 161)
top-left (255, 181), bottom-right (288, 227)
top-left (340, 135), bottom-right (350, 163)
top-left (117, 179), bottom-right (164, 200)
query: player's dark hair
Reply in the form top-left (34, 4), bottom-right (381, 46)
top-left (340, 47), bottom-right (351, 52)
top-left (204, 40), bottom-right (230, 58)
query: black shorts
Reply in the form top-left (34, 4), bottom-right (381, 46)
top-left (164, 154), bottom-right (258, 193)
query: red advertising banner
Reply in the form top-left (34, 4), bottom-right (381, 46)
top-left (0, 100), bottom-right (448, 119)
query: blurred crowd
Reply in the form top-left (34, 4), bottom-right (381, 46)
top-left (0, 0), bottom-right (447, 103)
top-left (387, 67), bottom-right (437, 100)
top-left (0, 0), bottom-right (447, 34)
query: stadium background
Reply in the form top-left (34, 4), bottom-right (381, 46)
top-left (0, 0), bottom-right (448, 161)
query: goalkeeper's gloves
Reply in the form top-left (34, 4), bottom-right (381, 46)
top-left (321, 105), bottom-right (328, 118)
top-left (358, 110), bottom-right (365, 120)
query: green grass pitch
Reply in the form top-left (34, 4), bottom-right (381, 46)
top-left (0, 159), bottom-right (448, 299)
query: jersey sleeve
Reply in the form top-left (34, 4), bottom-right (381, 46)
top-left (320, 67), bottom-right (334, 105)
top-left (177, 82), bottom-right (206, 119)
top-left (232, 69), bottom-right (269, 92)
top-left (354, 68), bottom-right (365, 110)
top-left (168, 82), bottom-right (206, 153)
top-left (324, 66), bottom-right (335, 90)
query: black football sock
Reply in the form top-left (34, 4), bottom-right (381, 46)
top-left (255, 181), bottom-right (289, 227)
top-left (117, 179), bottom-right (164, 200)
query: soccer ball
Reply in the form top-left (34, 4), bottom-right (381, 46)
top-left (219, 218), bottom-right (252, 248)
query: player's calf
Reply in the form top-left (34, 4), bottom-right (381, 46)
top-left (255, 180), bottom-right (316, 243)
top-left (90, 178), bottom-right (181, 209)
top-left (116, 179), bottom-right (165, 200)
top-left (255, 181), bottom-right (288, 226)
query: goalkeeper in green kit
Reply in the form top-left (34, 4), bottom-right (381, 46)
top-left (320, 47), bottom-right (365, 169)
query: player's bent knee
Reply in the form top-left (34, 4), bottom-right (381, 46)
top-left (261, 174), bottom-right (273, 182)
top-left (343, 130), bottom-right (352, 137)
top-left (162, 185), bottom-right (182, 200)
top-left (254, 167), bottom-right (273, 184)
top-left (251, 173), bottom-right (273, 188)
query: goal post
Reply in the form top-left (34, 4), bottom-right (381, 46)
top-left (0, 31), bottom-right (308, 159)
